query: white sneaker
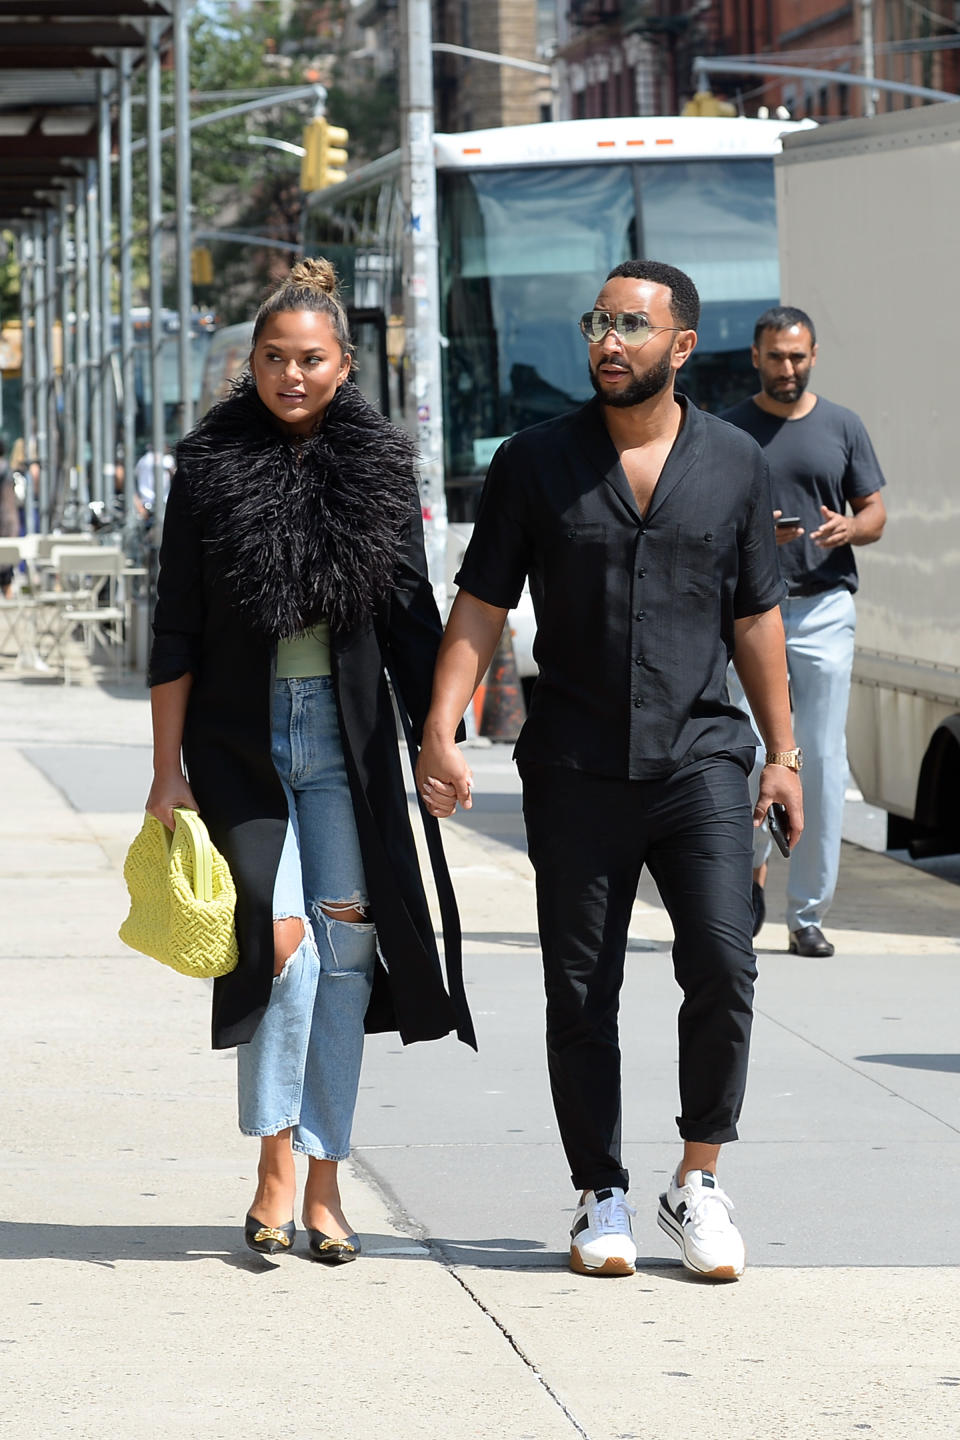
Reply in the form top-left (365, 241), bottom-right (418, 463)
top-left (569, 1187), bottom-right (637, 1277)
top-left (657, 1169), bottom-right (745, 1280)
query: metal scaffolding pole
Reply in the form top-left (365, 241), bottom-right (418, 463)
top-left (861, 0), bottom-right (877, 117)
top-left (32, 218), bottom-right (51, 532)
top-left (99, 71), bottom-right (117, 510)
top-left (18, 231), bottom-right (37, 535)
top-left (58, 190), bottom-right (76, 526)
top-left (117, 49), bottom-right (137, 521)
top-left (399, 0), bottom-right (446, 592)
top-left (86, 158), bottom-right (104, 508)
top-left (74, 176), bottom-right (90, 511)
top-left (146, 17), bottom-right (167, 528)
top-left (173, 0), bottom-right (194, 436)
top-left (43, 209), bottom-right (60, 530)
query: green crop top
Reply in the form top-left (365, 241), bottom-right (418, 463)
top-left (275, 621), bottom-right (332, 678)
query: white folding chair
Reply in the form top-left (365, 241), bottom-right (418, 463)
top-left (41, 545), bottom-right (128, 682)
top-left (0, 541), bottom-right (28, 660)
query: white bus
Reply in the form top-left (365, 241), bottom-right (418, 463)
top-left (302, 114), bottom-right (813, 522)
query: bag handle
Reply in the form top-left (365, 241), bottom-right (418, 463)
top-left (173, 807), bottom-right (213, 903)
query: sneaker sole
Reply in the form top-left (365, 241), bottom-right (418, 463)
top-left (656, 1199), bottom-right (744, 1281)
top-left (569, 1245), bottom-right (636, 1278)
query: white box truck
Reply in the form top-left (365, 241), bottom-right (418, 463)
top-left (775, 102), bottom-right (960, 855)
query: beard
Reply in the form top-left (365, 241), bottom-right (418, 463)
top-left (589, 350), bottom-right (675, 408)
top-left (763, 369), bottom-right (810, 402)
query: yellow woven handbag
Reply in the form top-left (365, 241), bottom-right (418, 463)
top-left (119, 807), bottom-right (238, 978)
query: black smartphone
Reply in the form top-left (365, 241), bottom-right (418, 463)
top-left (775, 516), bottom-right (801, 528)
top-left (767, 803), bottom-right (791, 857)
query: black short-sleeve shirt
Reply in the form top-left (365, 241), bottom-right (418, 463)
top-left (456, 396), bottom-right (786, 781)
top-left (720, 395), bottom-right (886, 597)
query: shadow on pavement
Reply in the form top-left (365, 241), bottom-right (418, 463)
top-left (855, 1052), bottom-right (960, 1073)
top-left (0, 1223), bottom-right (441, 1268)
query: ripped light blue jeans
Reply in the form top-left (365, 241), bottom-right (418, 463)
top-left (236, 676), bottom-right (376, 1160)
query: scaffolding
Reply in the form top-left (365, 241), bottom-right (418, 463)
top-left (0, 1), bottom-right (191, 534)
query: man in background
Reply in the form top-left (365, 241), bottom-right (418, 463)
top-left (723, 306), bottom-right (886, 957)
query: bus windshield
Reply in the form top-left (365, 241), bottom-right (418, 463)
top-left (440, 157), bottom-right (778, 486)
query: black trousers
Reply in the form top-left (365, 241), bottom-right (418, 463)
top-left (520, 756), bottom-right (758, 1195)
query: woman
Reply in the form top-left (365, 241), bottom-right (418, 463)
top-left (146, 258), bottom-right (475, 1263)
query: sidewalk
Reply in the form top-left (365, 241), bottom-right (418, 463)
top-left (2, 671), bottom-right (959, 1440)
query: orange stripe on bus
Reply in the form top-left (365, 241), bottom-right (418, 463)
top-left (596, 140), bottom-right (616, 148)
top-left (462, 147), bottom-right (482, 154)
top-left (655, 138), bottom-right (674, 145)
top-left (626, 139), bottom-right (645, 146)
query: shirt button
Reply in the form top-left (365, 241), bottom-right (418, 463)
top-left (637, 568), bottom-right (646, 578)
top-left (635, 610), bottom-right (645, 620)
top-left (635, 656), bottom-right (644, 666)
top-left (634, 697), bottom-right (644, 708)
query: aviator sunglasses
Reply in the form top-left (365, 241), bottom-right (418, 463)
top-left (579, 309), bottom-right (682, 347)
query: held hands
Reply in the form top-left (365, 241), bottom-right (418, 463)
top-left (145, 771), bottom-right (200, 832)
top-left (754, 765), bottom-right (804, 851)
top-left (810, 505), bottom-right (855, 549)
top-left (415, 736), bottom-right (473, 819)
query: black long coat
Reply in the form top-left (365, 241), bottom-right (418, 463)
top-left (149, 379), bottom-right (475, 1054)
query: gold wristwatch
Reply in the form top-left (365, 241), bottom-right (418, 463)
top-left (765, 748), bottom-right (803, 773)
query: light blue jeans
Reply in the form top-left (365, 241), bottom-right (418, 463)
top-left (236, 676), bottom-right (377, 1160)
top-left (730, 587), bottom-right (856, 933)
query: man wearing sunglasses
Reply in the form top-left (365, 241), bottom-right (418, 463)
top-left (416, 259), bottom-right (802, 1282)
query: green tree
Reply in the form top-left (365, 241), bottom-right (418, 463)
top-left (131, 1), bottom-right (320, 320)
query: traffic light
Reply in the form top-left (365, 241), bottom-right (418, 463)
top-left (191, 245), bottom-right (214, 286)
top-left (682, 91), bottom-right (737, 118)
top-left (300, 116), bottom-right (350, 191)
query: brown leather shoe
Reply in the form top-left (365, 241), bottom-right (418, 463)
top-left (788, 925), bottom-right (835, 957)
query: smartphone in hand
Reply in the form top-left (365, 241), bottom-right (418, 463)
top-left (767, 803), bottom-right (791, 857)
top-left (775, 516), bottom-right (802, 528)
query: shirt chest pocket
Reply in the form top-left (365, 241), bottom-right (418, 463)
top-left (540, 521), bottom-right (607, 571)
top-left (672, 523), bottom-right (735, 599)
top-left (537, 522), bottom-right (610, 612)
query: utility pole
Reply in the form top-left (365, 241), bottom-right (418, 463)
top-left (399, 0), bottom-right (447, 595)
top-left (174, 0), bottom-right (194, 435)
top-left (861, 0), bottom-right (877, 117)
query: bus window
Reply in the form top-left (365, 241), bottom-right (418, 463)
top-left (198, 322), bottom-right (254, 417)
top-left (440, 163), bottom-right (636, 500)
top-left (638, 158), bottom-right (779, 412)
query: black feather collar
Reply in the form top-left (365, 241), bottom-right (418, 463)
top-left (175, 376), bottom-right (417, 638)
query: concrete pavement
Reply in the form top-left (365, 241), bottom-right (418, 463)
top-left (2, 669), bottom-right (960, 1440)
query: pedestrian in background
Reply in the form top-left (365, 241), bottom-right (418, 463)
top-left (146, 258), bottom-right (474, 1263)
top-left (416, 260), bottom-right (802, 1281)
top-left (134, 444), bottom-right (174, 515)
top-left (0, 440), bottom-right (16, 598)
top-left (723, 306), bottom-right (886, 957)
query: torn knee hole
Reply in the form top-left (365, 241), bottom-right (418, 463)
top-left (320, 900), bottom-right (369, 925)
top-left (273, 916), bottom-right (305, 971)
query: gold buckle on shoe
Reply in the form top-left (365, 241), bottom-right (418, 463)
top-left (253, 1225), bottom-right (293, 1247)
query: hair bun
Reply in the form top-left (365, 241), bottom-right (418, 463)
top-left (288, 256), bottom-right (338, 297)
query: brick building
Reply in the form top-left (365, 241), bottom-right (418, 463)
top-left (433, 0), bottom-right (552, 131)
top-left (554, 0), bottom-right (960, 120)
top-left (351, 0), bottom-right (553, 132)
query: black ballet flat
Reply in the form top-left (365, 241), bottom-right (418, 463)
top-left (244, 1213), bottom-right (296, 1256)
top-left (305, 1228), bottom-right (361, 1265)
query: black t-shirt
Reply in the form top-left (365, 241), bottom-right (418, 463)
top-left (720, 395), bottom-right (886, 597)
top-left (455, 396), bottom-right (785, 781)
